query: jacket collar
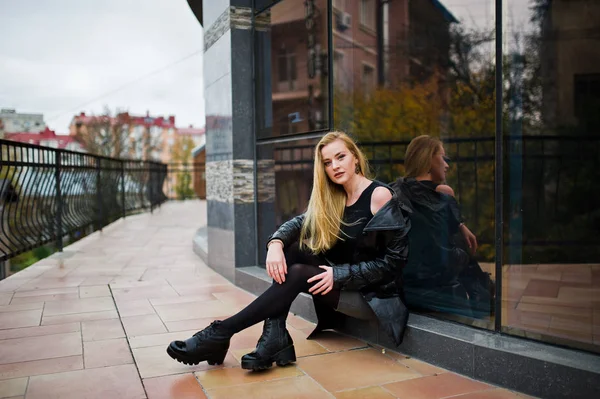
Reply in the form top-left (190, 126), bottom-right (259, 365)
top-left (363, 182), bottom-right (411, 232)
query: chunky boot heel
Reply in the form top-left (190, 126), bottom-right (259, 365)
top-left (241, 316), bottom-right (296, 371)
top-left (207, 351), bottom-right (228, 366)
top-left (274, 344), bottom-right (296, 367)
top-left (167, 321), bottom-right (231, 366)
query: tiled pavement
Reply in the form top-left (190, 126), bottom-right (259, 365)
top-left (0, 201), bottom-right (534, 399)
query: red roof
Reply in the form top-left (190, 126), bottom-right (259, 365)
top-left (6, 127), bottom-right (81, 150)
top-left (177, 126), bottom-right (205, 136)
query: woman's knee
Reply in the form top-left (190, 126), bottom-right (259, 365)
top-left (287, 263), bottom-right (317, 282)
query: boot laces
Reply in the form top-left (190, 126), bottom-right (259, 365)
top-left (193, 321), bottom-right (219, 339)
top-left (257, 319), bottom-right (274, 346)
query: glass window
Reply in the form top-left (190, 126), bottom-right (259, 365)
top-left (359, 0), bottom-right (376, 31)
top-left (256, 137), bottom-right (320, 264)
top-left (332, 0), bottom-right (496, 329)
top-left (255, 0), bottom-right (330, 139)
top-left (503, 0), bottom-right (600, 354)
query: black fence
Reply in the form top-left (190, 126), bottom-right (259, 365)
top-left (273, 134), bottom-right (600, 263)
top-left (0, 139), bottom-right (168, 273)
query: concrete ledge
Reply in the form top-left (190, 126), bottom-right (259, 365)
top-left (192, 226), bottom-right (208, 264)
top-left (235, 266), bottom-right (600, 399)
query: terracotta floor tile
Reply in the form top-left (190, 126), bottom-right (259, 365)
top-left (42, 310), bottom-right (118, 325)
top-left (132, 345), bottom-right (238, 379)
top-left (195, 365), bottom-right (303, 389)
top-left (149, 294), bottom-right (217, 306)
top-left (398, 358), bottom-right (448, 376)
top-left (287, 314), bottom-right (316, 330)
top-left (549, 314), bottom-right (593, 334)
top-left (43, 297), bottom-right (115, 317)
top-left (111, 285), bottom-right (180, 300)
top-left (115, 299), bottom-right (156, 317)
top-left (26, 364), bottom-right (145, 399)
top-left (450, 388), bottom-right (523, 398)
top-left (0, 278), bottom-right (29, 293)
top-left (122, 314), bottom-right (167, 337)
top-left (546, 328), bottom-right (593, 343)
top-left (0, 332), bottom-right (82, 365)
top-left (0, 322), bottom-right (80, 341)
top-left (79, 285), bottom-right (111, 298)
top-left (18, 277), bottom-right (86, 291)
top-left (143, 373), bottom-right (207, 399)
top-left (83, 338), bottom-right (133, 368)
top-left (522, 280), bottom-right (561, 298)
top-left (82, 319), bottom-right (125, 341)
top-left (0, 294), bottom-right (12, 306)
top-left (0, 356), bottom-right (83, 381)
top-left (110, 280), bottom-right (168, 290)
top-left (383, 373), bottom-right (491, 399)
top-left (10, 293), bottom-right (80, 305)
top-left (561, 271), bottom-right (593, 284)
top-left (0, 302), bottom-right (44, 313)
top-left (228, 324), bottom-right (264, 351)
top-left (0, 377), bottom-right (28, 397)
top-left (303, 331), bottom-right (367, 352)
top-left (80, 276), bottom-right (114, 286)
top-left (13, 287), bottom-right (79, 298)
top-left (129, 330), bottom-right (198, 349)
top-left (334, 386), bottom-right (396, 399)
top-left (206, 375), bottom-right (332, 399)
top-left (516, 302), bottom-right (590, 316)
top-left (0, 310), bottom-right (41, 329)
top-left (153, 300), bottom-right (237, 323)
top-left (298, 348), bottom-right (419, 392)
top-left (165, 317), bottom-right (228, 333)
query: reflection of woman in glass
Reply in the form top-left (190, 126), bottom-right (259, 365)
top-left (168, 132), bottom-right (411, 370)
top-left (392, 135), bottom-right (493, 318)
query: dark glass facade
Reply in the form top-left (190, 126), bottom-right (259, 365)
top-left (254, 0), bottom-right (600, 354)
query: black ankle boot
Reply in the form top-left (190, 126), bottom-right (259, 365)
top-left (241, 316), bottom-right (296, 371)
top-left (167, 320), bottom-right (232, 366)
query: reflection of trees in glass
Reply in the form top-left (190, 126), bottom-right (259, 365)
top-left (171, 135), bottom-right (195, 200)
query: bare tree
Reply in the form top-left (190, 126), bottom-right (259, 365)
top-left (73, 107), bottom-right (131, 158)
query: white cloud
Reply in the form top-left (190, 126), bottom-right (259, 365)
top-left (0, 0), bottom-right (205, 133)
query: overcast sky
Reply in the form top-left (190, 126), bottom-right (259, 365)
top-left (1, 0), bottom-right (205, 134)
top-left (1, 0), bottom-right (532, 135)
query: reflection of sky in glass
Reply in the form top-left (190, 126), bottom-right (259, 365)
top-left (441, 0), bottom-right (536, 51)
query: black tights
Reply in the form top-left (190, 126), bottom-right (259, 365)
top-left (220, 243), bottom-right (340, 334)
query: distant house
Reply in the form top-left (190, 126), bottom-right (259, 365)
top-left (5, 127), bottom-right (84, 152)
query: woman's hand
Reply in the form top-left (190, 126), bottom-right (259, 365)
top-left (460, 224), bottom-right (478, 254)
top-left (307, 266), bottom-right (334, 295)
top-left (266, 241), bottom-right (287, 284)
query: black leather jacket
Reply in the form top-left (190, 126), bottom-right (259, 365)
top-left (267, 184), bottom-right (412, 346)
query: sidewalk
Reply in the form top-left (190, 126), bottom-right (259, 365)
top-left (0, 201), bottom-right (533, 399)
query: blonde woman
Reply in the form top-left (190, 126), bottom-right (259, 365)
top-left (168, 132), bottom-right (411, 370)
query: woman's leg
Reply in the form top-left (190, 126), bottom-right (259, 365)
top-left (220, 262), bottom-right (340, 333)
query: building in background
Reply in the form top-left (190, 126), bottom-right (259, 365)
top-left (69, 111), bottom-right (177, 161)
top-left (5, 127), bottom-right (83, 152)
top-left (0, 108), bottom-right (46, 134)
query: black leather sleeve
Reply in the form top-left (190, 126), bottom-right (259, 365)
top-left (332, 226), bottom-right (409, 291)
top-left (266, 214), bottom-right (305, 249)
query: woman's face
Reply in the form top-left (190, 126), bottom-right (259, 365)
top-left (321, 139), bottom-right (357, 185)
top-left (430, 145), bottom-right (449, 183)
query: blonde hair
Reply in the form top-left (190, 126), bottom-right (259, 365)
top-left (300, 132), bottom-right (371, 253)
top-left (404, 135), bottom-right (443, 178)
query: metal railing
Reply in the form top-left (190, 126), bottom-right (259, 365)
top-left (0, 139), bottom-right (168, 273)
top-left (272, 134), bottom-right (600, 262)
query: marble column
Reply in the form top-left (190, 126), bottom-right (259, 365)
top-left (203, 0), bottom-right (258, 281)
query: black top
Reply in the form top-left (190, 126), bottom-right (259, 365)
top-left (324, 180), bottom-right (385, 265)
